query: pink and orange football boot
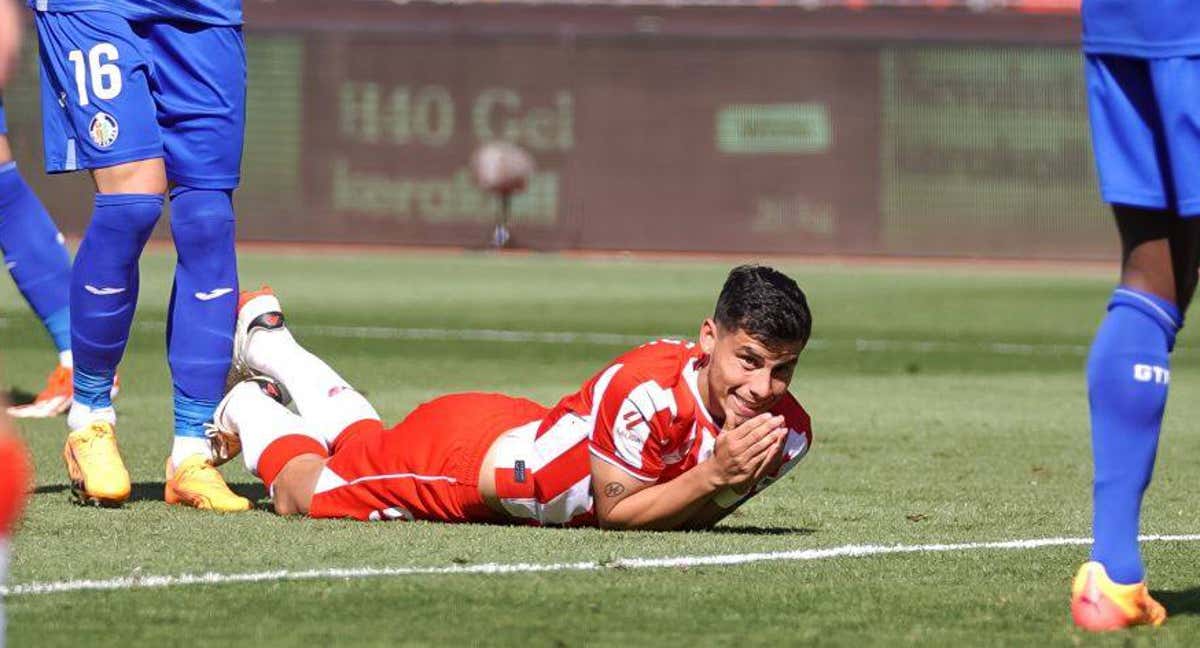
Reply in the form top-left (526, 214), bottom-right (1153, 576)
top-left (1071, 561), bottom-right (1166, 632)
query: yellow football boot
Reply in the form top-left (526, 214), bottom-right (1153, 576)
top-left (62, 421), bottom-right (131, 507)
top-left (164, 455), bottom-right (251, 512)
top-left (1071, 561), bottom-right (1166, 632)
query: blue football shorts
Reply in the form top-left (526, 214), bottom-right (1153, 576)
top-left (34, 11), bottom-right (245, 188)
top-left (1086, 54), bottom-right (1200, 217)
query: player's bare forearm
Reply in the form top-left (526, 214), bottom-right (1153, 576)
top-left (678, 500), bottom-right (742, 530)
top-left (679, 439), bottom-right (790, 530)
top-left (591, 458), bottom-right (722, 531)
top-left (677, 469), bottom-right (771, 530)
top-left (592, 413), bottom-right (787, 530)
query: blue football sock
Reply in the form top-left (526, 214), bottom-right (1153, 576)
top-left (71, 193), bottom-right (163, 406)
top-left (167, 186), bottom-right (237, 437)
top-left (1087, 287), bottom-right (1179, 585)
top-left (73, 366), bottom-right (117, 410)
top-left (172, 392), bottom-right (221, 441)
top-left (0, 161), bottom-right (72, 352)
top-left (42, 307), bottom-right (71, 354)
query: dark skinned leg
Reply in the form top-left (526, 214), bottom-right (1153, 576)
top-left (1115, 204), bottom-right (1200, 313)
top-left (1167, 215), bottom-right (1200, 313)
top-left (1114, 205), bottom-right (1176, 305)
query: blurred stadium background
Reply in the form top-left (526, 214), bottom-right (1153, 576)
top-left (3, 0), bottom-right (1106, 260)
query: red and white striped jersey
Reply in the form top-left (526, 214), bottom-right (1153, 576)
top-left (491, 339), bottom-right (812, 526)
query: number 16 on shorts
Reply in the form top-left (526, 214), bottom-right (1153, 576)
top-left (68, 43), bottom-right (123, 107)
top-left (35, 10), bottom-right (163, 172)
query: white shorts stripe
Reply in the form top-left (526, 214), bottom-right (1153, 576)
top-left (313, 468), bottom-right (459, 496)
top-left (349, 473), bottom-right (458, 486)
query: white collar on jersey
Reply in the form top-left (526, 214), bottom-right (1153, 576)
top-left (683, 358), bottom-right (717, 428)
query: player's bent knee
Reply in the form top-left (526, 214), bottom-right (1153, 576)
top-left (271, 454), bottom-right (323, 516)
top-left (272, 498), bottom-right (300, 516)
top-left (92, 158), bottom-right (168, 195)
top-left (170, 189), bottom-right (235, 261)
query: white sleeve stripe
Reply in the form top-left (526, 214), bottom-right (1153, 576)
top-left (588, 447), bottom-right (657, 482)
top-left (613, 381), bottom-right (677, 469)
top-left (682, 359), bottom-right (716, 426)
top-left (586, 363), bottom-right (624, 441)
top-left (629, 399), bottom-right (654, 422)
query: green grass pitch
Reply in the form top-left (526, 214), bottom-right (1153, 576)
top-left (4, 249), bottom-right (1200, 646)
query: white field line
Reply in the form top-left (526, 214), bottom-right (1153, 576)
top-left (0, 316), bottom-right (1161, 357)
top-left (4, 534), bottom-right (1200, 598)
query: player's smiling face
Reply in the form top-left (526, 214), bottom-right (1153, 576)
top-left (697, 319), bottom-right (800, 428)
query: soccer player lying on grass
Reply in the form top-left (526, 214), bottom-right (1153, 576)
top-left (208, 265), bottom-right (813, 529)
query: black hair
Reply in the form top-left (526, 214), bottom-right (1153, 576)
top-left (713, 265), bottom-right (812, 349)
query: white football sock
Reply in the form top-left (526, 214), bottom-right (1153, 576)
top-left (246, 331), bottom-right (380, 445)
top-left (169, 436), bottom-right (213, 469)
top-left (67, 401), bottom-right (115, 431)
top-left (223, 380), bottom-right (324, 478)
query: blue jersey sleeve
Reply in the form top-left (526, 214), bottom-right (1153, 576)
top-left (1083, 0), bottom-right (1200, 58)
top-left (29, 0), bottom-right (241, 26)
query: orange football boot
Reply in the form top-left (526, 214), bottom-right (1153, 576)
top-left (62, 421), bottom-right (131, 506)
top-left (164, 455), bottom-right (251, 512)
top-left (8, 367), bottom-right (121, 418)
top-left (1071, 561), bottom-right (1166, 631)
top-left (8, 365), bottom-right (71, 418)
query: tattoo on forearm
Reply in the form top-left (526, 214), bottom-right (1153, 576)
top-left (603, 482), bottom-right (625, 498)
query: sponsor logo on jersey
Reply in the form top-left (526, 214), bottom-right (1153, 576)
top-left (84, 284), bottom-right (125, 296)
top-left (613, 403), bottom-right (652, 468)
top-left (612, 381), bottom-right (680, 469)
top-left (88, 112), bottom-right (119, 149)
